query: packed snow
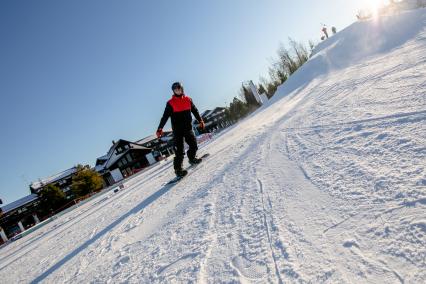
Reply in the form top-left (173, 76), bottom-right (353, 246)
top-left (1, 8), bottom-right (425, 283)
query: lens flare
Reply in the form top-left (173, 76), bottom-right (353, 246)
top-left (360, 0), bottom-right (390, 20)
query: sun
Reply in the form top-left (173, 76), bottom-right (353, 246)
top-left (369, 0), bottom-right (383, 18)
top-left (361, 0), bottom-right (390, 19)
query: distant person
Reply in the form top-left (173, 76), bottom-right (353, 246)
top-left (156, 82), bottom-right (205, 177)
top-left (332, 26), bottom-right (337, 34)
top-left (322, 26), bottom-right (329, 39)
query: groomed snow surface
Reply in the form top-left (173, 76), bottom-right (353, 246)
top-left (1, 9), bottom-right (426, 284)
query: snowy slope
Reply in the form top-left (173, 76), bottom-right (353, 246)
top-left (1, 9), bottom-right (425, 284)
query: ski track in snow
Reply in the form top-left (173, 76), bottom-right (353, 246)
top-left (1, 9), bottom-right (426, 284)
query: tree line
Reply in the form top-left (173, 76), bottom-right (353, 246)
top-left (224, 38), bottom-right (314, 122)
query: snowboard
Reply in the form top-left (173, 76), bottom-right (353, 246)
top-left (165, 153), bottom-right (210, 185)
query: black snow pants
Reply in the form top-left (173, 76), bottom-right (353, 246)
top-left (173, 130), bottom-right (198, 171)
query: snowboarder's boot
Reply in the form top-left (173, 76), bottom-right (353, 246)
top-left (175, 169), bottom-right (188, 178)
top-left (189, 157), bottom-right (202, 166)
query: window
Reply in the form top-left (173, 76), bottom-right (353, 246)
top-left (126, 153), bottom-right (132, 163)
top-left (107, 175), bottom-right (115, 185)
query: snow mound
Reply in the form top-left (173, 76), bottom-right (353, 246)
top-left (269, 8), bottom-right (426, 103)
top-left (312, 9), bottom-right (426, 69)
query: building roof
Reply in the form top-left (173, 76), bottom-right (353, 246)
top-left (136, 131), bottom-right (173, 145)
top-left (104, 151), bottom-right (127, 169)
top-left (136, 134), bottom-right (158, 145)
top-left (1, 194), bottom-right (39, 214)
top-left (94, 164), bottom-right (105, 173)
top-left (96, 154), bottom-right (108, 162)
top-left (30, 167), bottom-right (78, 191)
top-left (95, 139), bottom-right (152, 172)
top-left (194, 107), bottom-right (226, 125)
top-left (201, 109), bottom-right (213, 117)
top-left (202, 107), bottom-right (225, 119)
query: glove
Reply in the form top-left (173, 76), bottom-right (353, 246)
top-left (156, 128), bottom-right (163, 138)
top-left (199, 120), bottom-right (205, 130)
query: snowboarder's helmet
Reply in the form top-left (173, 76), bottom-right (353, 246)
top-left (171, 82), bottom-right (183, 91)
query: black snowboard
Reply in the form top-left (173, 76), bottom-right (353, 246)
top-left (166, 153), bottom-right (210, 185)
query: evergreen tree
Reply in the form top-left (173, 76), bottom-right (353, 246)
top-left (241, 85), bottom-right (260, 107)
top-left (225, 97), bottom-right (250, 122)
top-left (265, 81), bottom-right (279, 98)
top-left (258, 84), bottom-right (267, 95)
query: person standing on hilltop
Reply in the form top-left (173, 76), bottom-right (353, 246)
top-left (322, 25), bottom-right (329, 39)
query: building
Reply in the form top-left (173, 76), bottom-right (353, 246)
top-left (30, 166), bottom-right (84, 199)
top-left (0, 166), bottom-right (97, 244)
top-left (136, 130), bottom-right (176, 160)
top-left (193, 107), bottom-right (230, 134)
top-left (95, 140), bottom-right (153, 186)
top-left (0, 194), bottom-right (41, 244)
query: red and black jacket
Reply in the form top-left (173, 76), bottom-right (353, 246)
top-left (158, 94), bottom-right (202, 133)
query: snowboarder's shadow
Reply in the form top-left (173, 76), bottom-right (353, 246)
top-left (30, 182), bottom-right (179, 284)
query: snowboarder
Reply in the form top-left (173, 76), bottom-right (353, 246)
top-left (332, 26), bottom-right (337, 35)
top-left (156, 82), bottom-right (205, 177)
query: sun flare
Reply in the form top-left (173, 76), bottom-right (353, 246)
top-left (361, 0), bottom-right (391, 19)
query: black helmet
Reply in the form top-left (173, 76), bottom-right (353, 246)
top-left (171, 82), bottom-right (183, 91)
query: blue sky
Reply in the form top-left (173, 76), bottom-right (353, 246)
top-left (0, 0), bottom-right (366, 204)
